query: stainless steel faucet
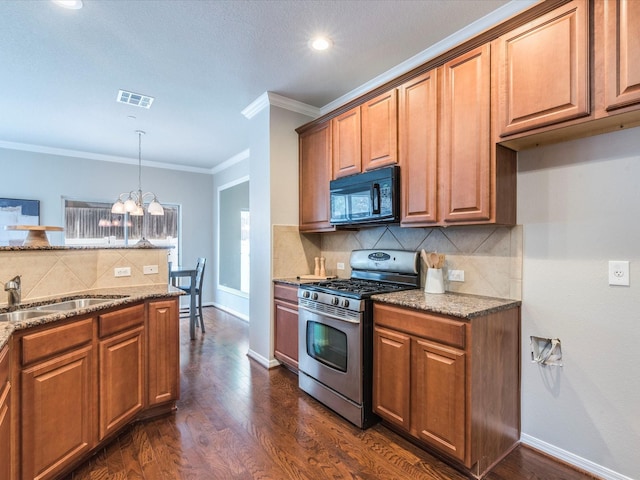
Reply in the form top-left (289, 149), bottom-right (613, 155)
top-left (4, 275), bottom-right (21, 306)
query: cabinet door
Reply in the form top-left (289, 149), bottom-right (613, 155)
top-left (332, 107), bottom-right (361, 179)
top-left (440, 44), bottom-right (491, 223)
top-left (414, 339), bottom-right (466, 463)
top-left (496, 0), bottom-right (589, 136)
top-left (0, 345), bottom-right (10, 480)
top-left (373, 326), bottom-right (411, 429)
top-left (148, 299), bottom-right (180, 406)
top-left (399, 69), bottom-right (439, 225)
top-left (99, 327), bottom-right (144, 440)
top-left (274, 300), bottom-right (299, 369)
top-left (362, 89), bottom-right (398, 171)
top-left (299, 121), bottom-right (334, 232)
top-left (604, 0), bottom-right (640, 111)
top-left (21, 346), bottom-right (93, 480)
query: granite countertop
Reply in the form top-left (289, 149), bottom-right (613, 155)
top-left (273, 277), bottom-right (334, 286)
top-left (0, 245), bottom-right (172, 251)
top-left (0, 285), bottom-right (184, 349)
top-left (372, 290), bottom-right (521, 319)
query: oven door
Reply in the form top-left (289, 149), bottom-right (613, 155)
top-left (298, 305), bottom-right (362, 404)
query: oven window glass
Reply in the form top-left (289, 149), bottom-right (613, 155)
top-left (306, 321), bottom-right (348, 372)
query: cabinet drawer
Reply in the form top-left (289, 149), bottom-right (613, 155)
top-left (22, 318), bottom-right (93, 366)
top-left (99, 304), bottom-right (145, 338)
top-left (374, 303), bottom-right (466, 349)
top-left (274, 283), bottom-right (298, 304)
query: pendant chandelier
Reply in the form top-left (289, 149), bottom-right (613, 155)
top-left (111, 130), bottom-right (164, 217)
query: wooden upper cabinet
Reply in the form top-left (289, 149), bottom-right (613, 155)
top-left (332, 107), bottom-right (361, 179)
top-left (398, 69), bottom-right (439, 226)
top-left (440, 44), bottom-right (491, 223)
top-left (604, 0), bottom-right (640, 111)
top-left (299, 121), bottom-right (334, 232)
top-left (496, 0), bottom-right (589, 137)
top-left (361, 89), bottom-right (398, 171)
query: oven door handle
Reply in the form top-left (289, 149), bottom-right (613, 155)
top-left (298, 304), bottom-right (361, 324)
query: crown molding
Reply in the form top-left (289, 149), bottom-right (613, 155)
top-left (0, 140), bottom-right (212, 174)
top-left (242, 91), bottom-right (320, 120)
top-left (321, 0), bottom-right (537, 114)
top-left (210, 148), bottom-right (250, 175)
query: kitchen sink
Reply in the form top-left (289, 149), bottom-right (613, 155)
top-left (0, 309), bottom-right (57, 323)
top-left (34, 298), bottom-right (113, 311)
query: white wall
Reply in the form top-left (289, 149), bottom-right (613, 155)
top-left (518, 127), bottom-right (640, 480)
top-left (247, 103), bottom-right (315, 367)
top-left (0, 148), bottom-right (214, 303)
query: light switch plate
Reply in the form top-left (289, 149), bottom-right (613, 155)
top-left (448, 269), bottom-right (465, 282)
top-left (143, 265), bottom-right (159, 275)
top-left (114, 267), bottom-right (131, 277)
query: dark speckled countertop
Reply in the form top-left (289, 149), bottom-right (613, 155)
top-left (0, 285), bottom-right (184, 349)
top-left (371, 290), bottom-right (521, 319)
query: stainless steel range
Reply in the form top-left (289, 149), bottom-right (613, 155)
top-left (298, 249), bottom-right (420, 428)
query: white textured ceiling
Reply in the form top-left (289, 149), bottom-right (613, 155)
top-left (0, 0), bottom-right (530, 172)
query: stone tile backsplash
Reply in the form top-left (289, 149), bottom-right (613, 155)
top-left (273, 224), bottom-right (522, 300)
top-left (0, 248), bottom-right (170, 306)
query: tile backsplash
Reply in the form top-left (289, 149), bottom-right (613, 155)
top-left (0, 248), bottom-right (170, 306)
top-left (273, 224), bottom-right (522, 300)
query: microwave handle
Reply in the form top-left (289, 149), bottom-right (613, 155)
top-left (372, 183), bottom-right (381, 214)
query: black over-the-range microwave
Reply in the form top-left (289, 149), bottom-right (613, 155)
top-left (329, 165), bottom-right (400, 227)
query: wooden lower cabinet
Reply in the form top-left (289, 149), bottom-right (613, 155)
top-left (147, 299), bottom-right (180, 406)
top-left (373, 302), bottom-right (520, 479)
top-left (273, 282), bottom-right (299, 370)
top-left (372, 327), bottom-right (410, 429)
top-left (21, 344), bottom-right (93, 480)
top-left (1, 345), bottom-right (12, 480)
top-left (414, 338), bottom-right (466, 462)
top-left (98, 327), bottom-right (144, 439)
top-left (11, 297), bottom-right (179, 480)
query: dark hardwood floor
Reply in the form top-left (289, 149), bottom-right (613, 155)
top-left (65, 307), bottom-right (597, 480)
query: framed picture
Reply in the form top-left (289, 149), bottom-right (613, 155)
top-left (0, 198), bottom-right (40, 246)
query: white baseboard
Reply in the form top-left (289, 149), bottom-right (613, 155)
top-left (246, 349), bottom-right (279, 369)
top-left (209, 301), bottom-right (249, 322)
top-left (520, 434), bottom-right (633, 480)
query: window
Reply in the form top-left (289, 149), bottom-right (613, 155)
top-left (63, 199), bottom-right (180, 262)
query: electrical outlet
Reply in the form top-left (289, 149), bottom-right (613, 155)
top-left (143, 265), bottom-right (159, 275)
top-left (114, 267), bottom-right (131, 277)
top-left (337, 262), bottom-right (345, 270)
top-left (448, 269), bottom-right (465, 282)
top-left (608, 260), bottom-right (630, 286)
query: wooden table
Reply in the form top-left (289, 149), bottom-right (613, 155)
top-left (170, 266), bottom-right (198, 340)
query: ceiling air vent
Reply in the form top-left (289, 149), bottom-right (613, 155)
top-left (117, 89), bottom-right (154, 109)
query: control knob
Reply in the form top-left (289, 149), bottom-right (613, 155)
top-left (312, 292), bottom-right (319, 301)
top-left (302, 290), bottom-right (310, 299)
top-left (342, 299), bottom-right (350, 308)
top-left (331, 297), bottom-right (340, 306)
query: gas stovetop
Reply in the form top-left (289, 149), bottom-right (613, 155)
top-left (302, 278), bottom-right (415, 298)
top-left (299, 249), bottom-right (421, 305)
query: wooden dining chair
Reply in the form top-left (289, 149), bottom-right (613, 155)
top-left (178, 257), bottom-right (206, 333)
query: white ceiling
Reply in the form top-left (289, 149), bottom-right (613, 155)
top-left (0, 0), bottom-right (533, 172)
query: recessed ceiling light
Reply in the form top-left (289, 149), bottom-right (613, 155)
top-left (309, 36), bottom-right (332, 51)
top-left (52, 0), bottom-right (83, 9)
